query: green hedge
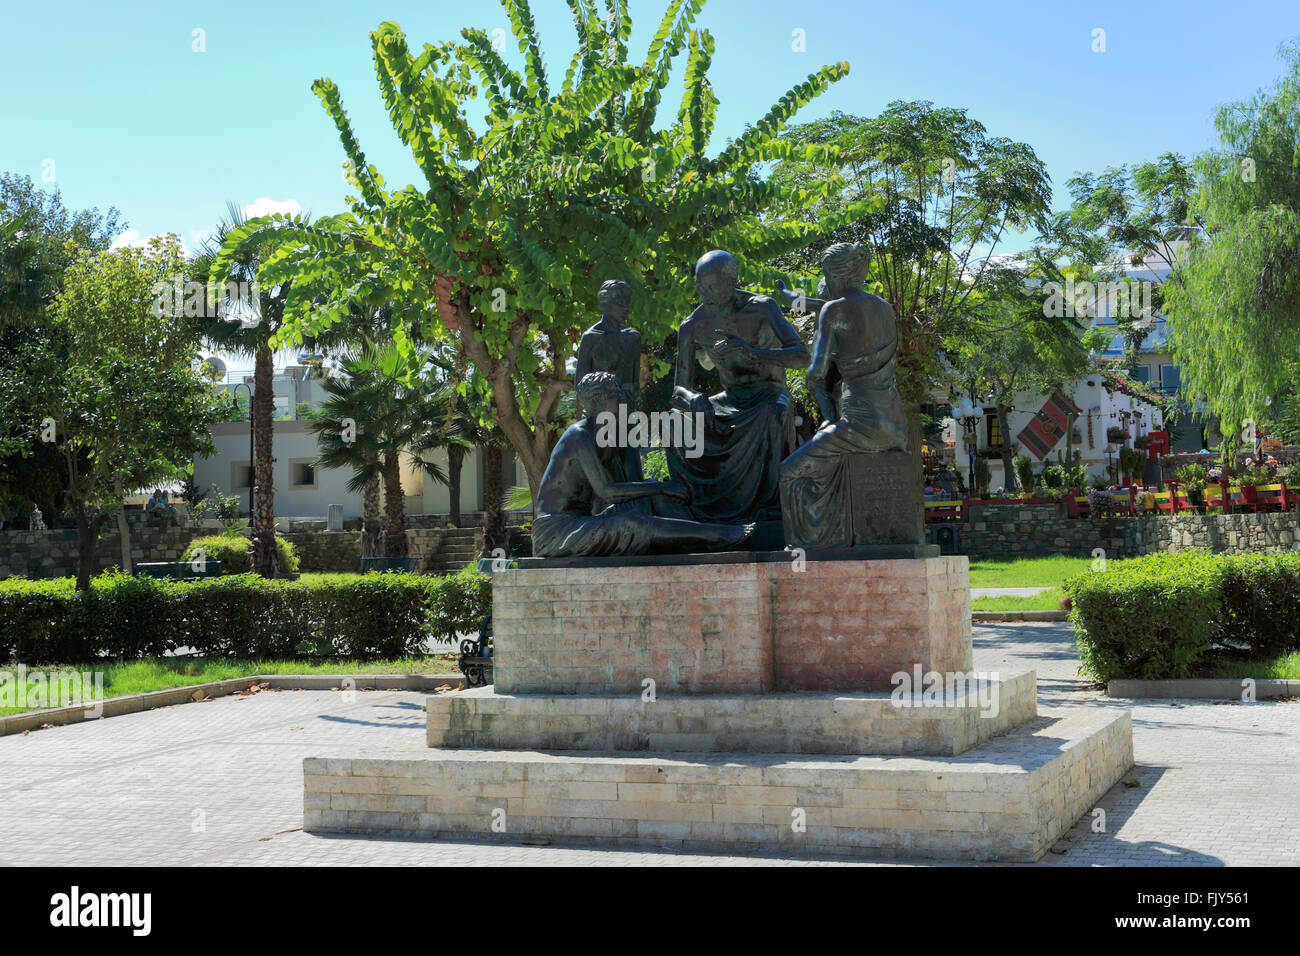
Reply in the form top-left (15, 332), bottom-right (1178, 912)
top-left (1065, 550), bottom-right (1300, 681)
top-left (0, 569), bottom-right (490, 663)
top-left (182, 535), bottom-right (300, 575)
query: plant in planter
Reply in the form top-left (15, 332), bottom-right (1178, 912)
top-left (1012, 454), bottom-right (1035, 496)
top-left (1134, 434), bottom-right (1151, 450)
top-left (1119, 446), bottom-right (1147, 485)
top-left (1177, 463), bottom-right (1208, 505)
top-left (1087, 488), bottom-right (1121, 517)
top-left (1237, 463), bottom-right (1271, 502)
top-left (973, 457), bottom-right (992, 497)
top-left (1106, 425), bottom-right (1130, 444)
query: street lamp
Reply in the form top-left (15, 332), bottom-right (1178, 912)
top-left (953, 397), bottom-right (983, 494)
top-left (229, 382), bottom-right (255, 520)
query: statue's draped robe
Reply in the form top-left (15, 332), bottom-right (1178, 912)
top-left (668, 297), bottom-right (798, 524)
top-left (781, 320), bottom-right (909, 549)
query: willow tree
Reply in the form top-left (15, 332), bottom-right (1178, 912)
top-left (210, 0), bottom-right (858, 496)
top-left (1165, 42), bottom-right (1300, 441)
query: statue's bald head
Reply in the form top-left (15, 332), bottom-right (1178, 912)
top-left (695, 250), bottom-right (738, 308)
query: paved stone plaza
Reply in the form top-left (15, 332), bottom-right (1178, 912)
top-left (0, 621), bottom-right (1296, 866)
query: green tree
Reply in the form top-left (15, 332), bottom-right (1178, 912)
top-left (0, 176), bottom-right (124, 518)
top-left (209, 1), bottom-right (860, 497)
top-left (947, 259), bottom-right (1106, 491)
top-left (1165, 42), bottom-right (1300, 439)
top-left (0, 237), bottom-right (226, 589)
top-left (0, 173), bottom-right (124, 333)
top-left (766, 104), bottom-right (1053, 486)
top-left (1059, 152), bottom-right (1201, 371)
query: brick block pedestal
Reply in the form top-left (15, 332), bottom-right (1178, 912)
top-left (493, 555), bottom-right (969, 695)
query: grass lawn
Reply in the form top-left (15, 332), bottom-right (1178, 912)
top-left (970, 587), bottom-right (1066, 612)
top-left (1190, 650), bottom-right (1300, 680)
top-left (968, 556), bottom-right (1093, 588)
top-left (0, 655), bottom-right (459, 717)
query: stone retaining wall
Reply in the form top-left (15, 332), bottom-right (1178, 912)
top-left (927, 503), bottom-right (1300, 559)
top-left (1, 525), bottom-right (468, 578)
top-left (0, 527), bottom-right (203, 579)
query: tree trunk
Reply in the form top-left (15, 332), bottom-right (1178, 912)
top-left (482, 443), bottom-right (506, 556)
top-left (250, 343), bottom-right (278, 577)
top-left (361, 465), bottom-right (381, 558)
top-left (447, 444), bottom-right (464, 527)
top-left (381, 449), bottom-right (407, 558)
top-left (114, 478), bottom-right (132, 573)
top-left (997, 404), bottom-right (1017, 494)
top-left (73, 507), bottom-right (105, 592)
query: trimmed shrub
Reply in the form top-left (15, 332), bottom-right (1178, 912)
top-left (182, 535), bottom-right (300, 575)
top-left (1217, 553), bottom-right (1300, 654)
top-left (1066, 551), bottom-right (1225, 682)
top-left (1066, 550), bottom-right (1300, 681)
top-left (0, 570), bottom-right (490, 663)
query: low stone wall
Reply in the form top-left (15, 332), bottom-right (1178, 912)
top-left (926, 503), bottom-right (1300, 559)
top-left (1, 525), bottom-right (465, 578)
top-left (0, 527), bottom-right (203, 579)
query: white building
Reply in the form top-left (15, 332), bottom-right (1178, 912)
top-left (192, 362), bottom-right (527, 521)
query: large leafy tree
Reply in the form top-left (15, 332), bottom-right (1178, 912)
top-left (0, 237), bottom-right (226, 589)
top-left (946, 255), bottom-right (1108, 491)
top-left (765, 105), bottom-right (1053, 476)
top-left (1165, 42), bottom-right (1300, 442)
top-left (1059, 152), bottom-right (1201, 371)
top-left (0, 175), bottom-right (124, 518)
top-left (210, 0), bottom-right (859, 497)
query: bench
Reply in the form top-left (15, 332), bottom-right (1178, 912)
top-left (359, 556), bottom-right (419, 574)
top-left (133, 561), bottom-right (222, 580)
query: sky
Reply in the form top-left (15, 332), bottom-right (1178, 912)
top-left (3, 0), bottom-right (1298, 283)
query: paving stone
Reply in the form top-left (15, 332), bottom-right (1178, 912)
top-left (0, 621), bottom-right (1296, 866)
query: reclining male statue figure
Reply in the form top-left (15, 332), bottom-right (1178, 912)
top-left (531, 371), bottom-right (754, 558)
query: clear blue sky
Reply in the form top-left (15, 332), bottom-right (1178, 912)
top-left (3, 0), bottom-right (1298, 255)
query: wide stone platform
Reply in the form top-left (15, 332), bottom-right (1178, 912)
top-left (304, 705), bottom-right (1132, 862)
top-left (494, 555), bottom-right (970, 694)
top-left (304, 548), bottom-right (1134, 862)
top-left (426, 670), bottom-right (1037, 756)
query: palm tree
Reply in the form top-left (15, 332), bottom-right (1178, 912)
top-left (306, 344), bottom-right (449, 557)
top-left (190, 202), bottom-right (310, 577)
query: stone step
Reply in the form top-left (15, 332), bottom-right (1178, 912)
top-left (426, 671), bottom-right (1036, 757)
top-left (303, 706), bottom-right (1133, 863)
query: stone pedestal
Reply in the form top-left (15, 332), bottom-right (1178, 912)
top-left (428, 670), bottom-right (1036, 756)
top-left (493, 555), bottom-right (969, 695)
top-left (304, 550), bottom-right (1134, 862)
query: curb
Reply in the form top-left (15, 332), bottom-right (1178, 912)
top-left (0, 672), bottom-right (465, 737)
top-left (972, 610), bottom-right (1069, 622)
top-left (1107, 678), bottom-right (1300, 700)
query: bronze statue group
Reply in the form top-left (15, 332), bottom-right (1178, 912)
top-left (532, 243), bottom-right (911, 558)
